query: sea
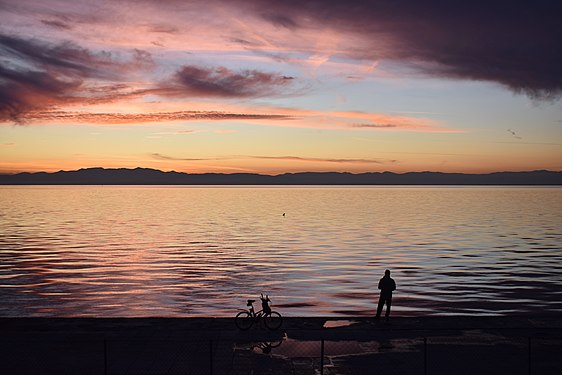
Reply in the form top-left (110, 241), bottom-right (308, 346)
top-left (1, 185), bottom-right (561, 317)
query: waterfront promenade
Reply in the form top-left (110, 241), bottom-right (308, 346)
top-left (1, 316), bottom-right (561, 374)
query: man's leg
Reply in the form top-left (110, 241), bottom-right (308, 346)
top-left (376, 297), bottom-right (383, 318)
top-left (385, 298), bottom-right (392, 320)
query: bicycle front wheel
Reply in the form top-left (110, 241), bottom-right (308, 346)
top-left (235, 311), bottom-right (253, 330)
top-left (264, 311), bottom-right (283, 330)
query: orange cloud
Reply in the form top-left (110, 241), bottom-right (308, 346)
top-left (247, 155), bottom-right (396, 164)
top-left (150, 153), bottom-right (397, 165)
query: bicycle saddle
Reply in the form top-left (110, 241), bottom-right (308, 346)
top-left (246, 299), bottom-right (255, 306)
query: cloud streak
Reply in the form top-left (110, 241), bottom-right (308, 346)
top-left (17, 110), bottom-right (295, 124)
top-left (41, 18), bottom-right (73, 30)
top-left (160, 65), bottom-right (295, 98)
top-left (151, 153), bottom-right (396, 164)
top-left (352, 123), bottom-right (398, 129)
top-left (151, 153), bottom-right (225, 161)
top-left (248, 155), bottom-right (395, 164)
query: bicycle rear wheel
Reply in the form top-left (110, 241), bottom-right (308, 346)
top-left (235, 311), bottom-right (253, 330)
top-left (264, 311), bottom-right (283, 330)
top-left (268, 338), bottom-right (284, 348)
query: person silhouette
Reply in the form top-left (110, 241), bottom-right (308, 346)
top-left (376, 269), bottom-right (396, 321)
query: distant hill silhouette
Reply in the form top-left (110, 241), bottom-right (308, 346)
top-left (0, 168), bottom-right (561, 185)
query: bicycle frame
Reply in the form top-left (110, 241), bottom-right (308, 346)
top-left (243, 304), bottom-right (268, 320)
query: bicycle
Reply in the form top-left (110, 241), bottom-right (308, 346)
top-left (235, 294), bottom-right (283, 330)
top-left (235, 337), bottom-right (284, 354)
top-left (248, 338), bottom-right (284, 354)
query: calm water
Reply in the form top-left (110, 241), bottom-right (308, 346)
top-left (1, 186), bottom-right (561, 317)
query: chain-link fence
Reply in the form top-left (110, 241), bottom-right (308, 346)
top-left (232, 336), bottom-right (562, 375)
top-left (1, 335), bottom-right (561, 374)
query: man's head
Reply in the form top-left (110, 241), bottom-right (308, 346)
top-left (385, 269), bottom-right (391, 276)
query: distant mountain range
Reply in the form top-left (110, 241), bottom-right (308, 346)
top-left (0, 168), bottom-right (561, 185)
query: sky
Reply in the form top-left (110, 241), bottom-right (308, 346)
top-left (1, 0), bottom-right (561, 174)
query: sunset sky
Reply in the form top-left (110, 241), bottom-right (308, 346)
top-left (1, 0), bottom-right (561, 174)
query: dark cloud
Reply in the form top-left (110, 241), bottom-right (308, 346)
top-left (0, 34), bottom-right (114, 78)
top-left (245, 0), bottom-right (562, 100)
top-left (0, 34), bottom-right (153, 122)
top-left (261, 12), bottom-right (298, 29)
top-left (0, 65), bottom-right (82, 123)
top-left (162, 65), bottom-right (295, 98)
top-left (229, 38), bottom-right (264, 47)
top-left (41, 19), bottom-right (73, 30)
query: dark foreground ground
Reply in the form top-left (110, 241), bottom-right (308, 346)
top-left (1, 316), bottom-right (561, 375)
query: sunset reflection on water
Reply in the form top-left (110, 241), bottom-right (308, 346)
top-left (1, 186), bottom-right (561, 317)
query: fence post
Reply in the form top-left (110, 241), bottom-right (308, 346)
top-left (320, 339), bottom-right (325, 375)
top-left (104, 338), bottom-right (107, 375)
top-left (527, 336), bottom-right (531, 375)
top-left (424, 337), bottom-right (427, 375)
top-left (209, 340), bottom-right (213, 375)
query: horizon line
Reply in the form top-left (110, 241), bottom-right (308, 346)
top-left (1, 167), bottom-right (561, 177)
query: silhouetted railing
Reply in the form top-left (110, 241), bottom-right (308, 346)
top-left (2, 335), bottom-right (561, 374)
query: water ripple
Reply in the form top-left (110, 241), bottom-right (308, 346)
top-left (1, 186), bottom-right (561, 317)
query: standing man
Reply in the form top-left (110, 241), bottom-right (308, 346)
top-left (376, 269), bottom-right (396, 321)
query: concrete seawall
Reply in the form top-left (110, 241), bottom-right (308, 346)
top-left (2, 317), bottom-right (561, 374)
